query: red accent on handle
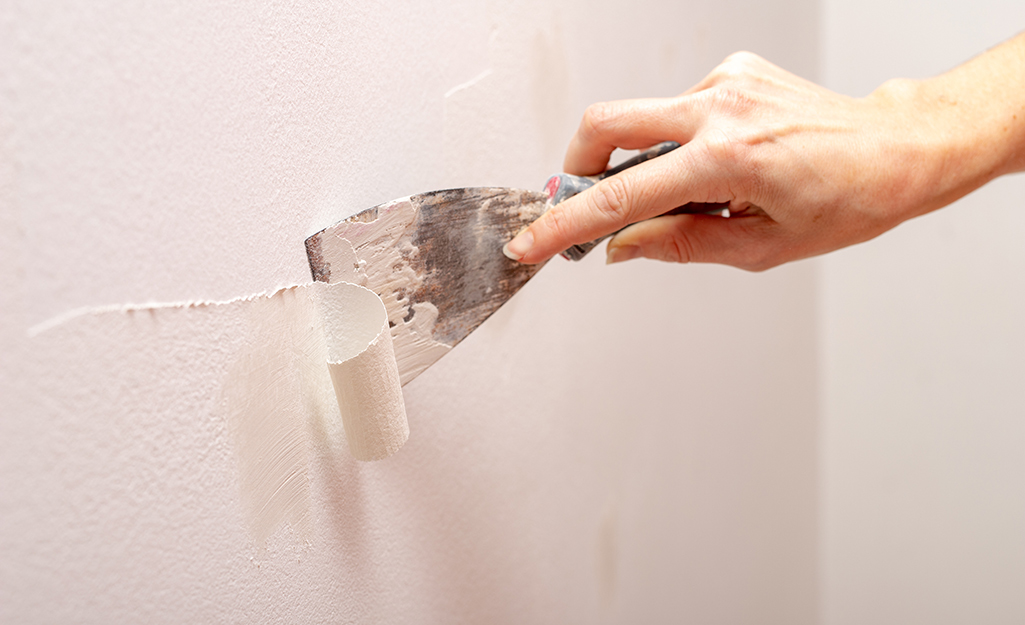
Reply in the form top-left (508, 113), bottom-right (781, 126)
top-left (544, 175), bottom-right (560, 199)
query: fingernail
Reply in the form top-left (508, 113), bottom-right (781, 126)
top-left (606, 245), bottom-right (641, 265)
top-left (502, 229), bottom-right (534, 261)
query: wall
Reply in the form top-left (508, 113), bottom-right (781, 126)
top-left (0, 1), bottom-right (820, 623)
top-left (820, 3), bottom-right (1025, 624)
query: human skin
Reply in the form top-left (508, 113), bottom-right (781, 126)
top-left (502, 32), bottom-right (1025, 270)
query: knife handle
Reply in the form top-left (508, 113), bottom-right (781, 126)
top-left (542, 141), bottom-right (725, 261)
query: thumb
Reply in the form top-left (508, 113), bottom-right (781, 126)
top-left (604, 213), bottom-right (778, 270)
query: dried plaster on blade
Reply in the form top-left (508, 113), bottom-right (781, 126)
top-left (316, 197), bottom-right (451, 385)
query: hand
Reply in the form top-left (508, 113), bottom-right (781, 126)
top-left (503, 36), bottom-right (1025, 270)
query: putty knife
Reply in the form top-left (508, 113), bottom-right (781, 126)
top-left (305, 141), bottom-right (719, 385)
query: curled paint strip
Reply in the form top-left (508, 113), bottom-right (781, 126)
top-left (317, 282), bottom-right (408, 461)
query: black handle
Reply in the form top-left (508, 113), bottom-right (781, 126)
top-left (541, 141), bottom-right (724, 261)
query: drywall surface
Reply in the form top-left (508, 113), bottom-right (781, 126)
top-left (820, 3), bottom-right (1025, 624)
top-left (1, 1), bottom-right (819, 623)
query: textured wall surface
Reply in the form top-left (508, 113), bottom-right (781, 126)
top-left (820, 3), bottom-right (1025, 623)
top-left (0, 1), bottom-right (820, 623)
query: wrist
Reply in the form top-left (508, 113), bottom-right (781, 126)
top-left (866, 35), bottom-right (1025, 222)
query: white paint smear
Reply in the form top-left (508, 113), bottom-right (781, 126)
top-left (223, 281), bottom-right (407, 543)
top-left (31, 280), bottom-right (408, 546)
top-left (215, 281), bottom-right (410, 473)
top-left (223, 285), bottom-right (321, 546)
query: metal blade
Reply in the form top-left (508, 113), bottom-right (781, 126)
top-left (305, 187), bottom-right (550, 385)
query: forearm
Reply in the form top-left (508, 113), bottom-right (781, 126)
top-left (880, 31), bottom-right (1025, 220)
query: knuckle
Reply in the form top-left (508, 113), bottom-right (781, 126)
top-left (662, 232), bottom-right (695, 264)
top-left (697, 126), bottom-right (764, 184)
top-left (709, 84), bottom-right (759, 115)
top-left (539, 204), bottom-right (575, 243)
top-left (710, 51), bottom-right (756, 83)
top-left (723, 50), bottom-right (764, 67)
top-left (706, 51), bottom-right (772, 93)
top-left (701, 128), bottom-right (742, 166)
top-left (579, 102), bottom-right (617, 141)
top-left (667, 94), bottom-right (690, 114)
top-left (587, 177), bottom-right (633, 224)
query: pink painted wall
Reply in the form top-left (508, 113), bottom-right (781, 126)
top-left (0, 1), bottom-right (819, 622)
top-left (820, 2), bottom-right (1025, 623)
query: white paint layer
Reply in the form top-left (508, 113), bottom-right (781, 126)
top-left (222, 286), bottom-right (322, 545)
top-left (320, 282), bottom-right (409, 461)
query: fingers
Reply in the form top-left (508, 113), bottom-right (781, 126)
top-left (504, 150), bottom-right (700, 264)
top-left (564, 52), bottom-right (796, 177)
top-left (564, 98), bottom-right (706, 175)
top-left (507, 51), bottom-right (798, 267)
top-left (604, 213), bottom-right (780, 271)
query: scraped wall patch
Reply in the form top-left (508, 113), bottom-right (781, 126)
top-left (222, 285), bottom-right (322, 546)
top-left (30, 281), bottom-right (409, 546)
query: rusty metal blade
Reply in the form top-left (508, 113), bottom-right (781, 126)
top-left (305, 187), bottom-right (549, 385)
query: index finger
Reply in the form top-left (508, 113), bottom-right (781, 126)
top-left (504, 146), bottom-right (710, 264)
